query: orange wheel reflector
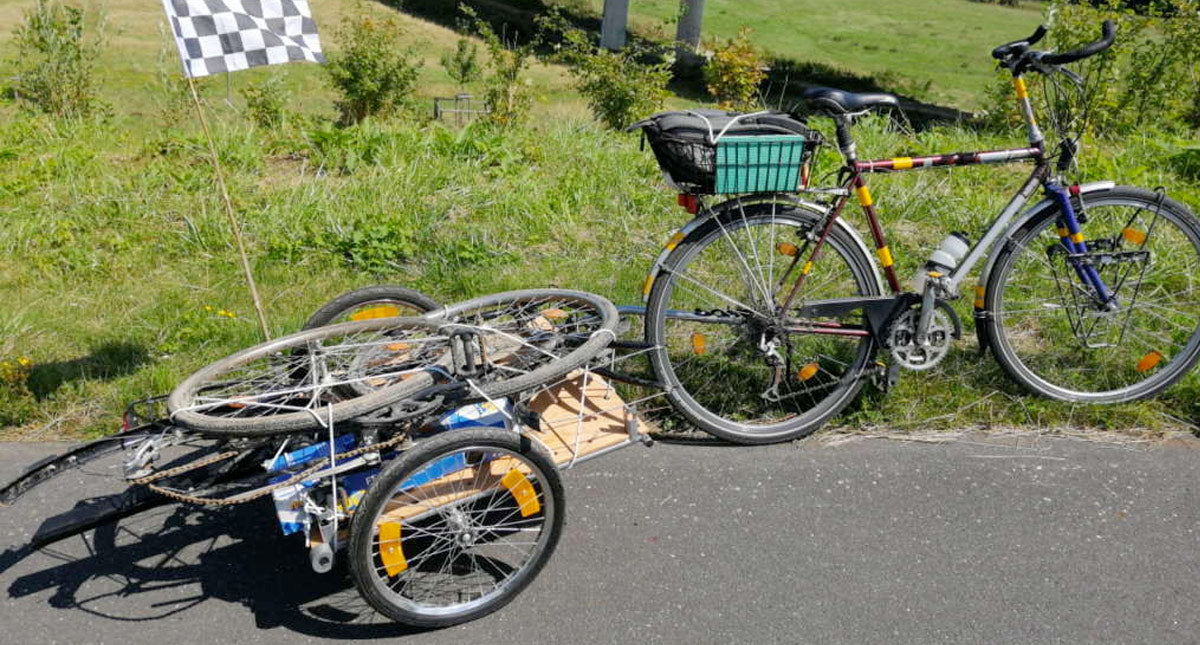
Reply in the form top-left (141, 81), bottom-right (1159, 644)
top-left (541, 308), bottom-right (568, 321)
top-left (1122, 228), bottom-right (1147, 245)
top-left (349, 305), bottom-right (402, 321)
top-left (798, 362), bottom-right (820, 381)
top-left (378, 522), bottom-right (408, 576)
top-left (385, 342), bottom-right (411, 352)
top-left (776, 242), bottom-right (799, 257)
top-left (501, 469), bottom-right (540, 517)
top-left (1135, 351), bottom-right (1163, 372)
top-left (691, 332), bottom-right (707, 356)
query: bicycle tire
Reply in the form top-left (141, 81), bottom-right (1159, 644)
top-left (646, 201), bottom-right (880, 444)
top-left (303, 285), bottom-right (440, 330)
top-left (985, 185), bottom-right (1200, 402)
top-left (349, 427), bottom-right (563, 628)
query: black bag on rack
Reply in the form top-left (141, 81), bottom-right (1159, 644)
top-left (630, 109), bottom-right (823, 194)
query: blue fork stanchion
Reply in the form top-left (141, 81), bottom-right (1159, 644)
top-left (1046, 182), bottom-right (1114, 305)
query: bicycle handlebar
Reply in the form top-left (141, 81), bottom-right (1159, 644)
top-left (991, 24), bottom-right (1047, 60)
top-left (991, 21), bottom-right (1116, 72)
top-left (1039, 20), bottom-right (1116, 65)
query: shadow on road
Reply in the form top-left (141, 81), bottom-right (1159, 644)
top-left (2, 501), bottom-right (431, 640)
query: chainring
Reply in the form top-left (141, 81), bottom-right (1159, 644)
top-left (888, 307), bottom-right (953, 371)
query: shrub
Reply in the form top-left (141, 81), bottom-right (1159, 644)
top-left (981, 1), bottom-right (1200, 135)
top-left (704, 27), bottom-right (767, 111)
top-left (442, 38), bottom-right (482, 90)
top-left (325, 11), bottom-right (422, 124)
top-left (241, 74), bottom-right (289, 129)
top-left (7, 0), bottom-right (105, 119)
top-left (0, 357), bottom-right (36, 427)
top-left (464, 7), bottom-right (535, 127)
top-left (304, 121), bottom-right (393, 175)
top-left (538, 11), bottom-right (672, 130)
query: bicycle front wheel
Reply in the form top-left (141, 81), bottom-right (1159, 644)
top-left (646, 201), bottom-right (881, 444)
top-left (349, 428), bottom-right (563, 628)
top-left (985, 186), bottom-right (1200, 402)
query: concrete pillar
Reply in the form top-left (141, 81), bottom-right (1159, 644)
top-left (600, 0), bottom-right (630, 50)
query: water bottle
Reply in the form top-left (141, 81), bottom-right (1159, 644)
top-left (912, 232), bottom-right (970, 292)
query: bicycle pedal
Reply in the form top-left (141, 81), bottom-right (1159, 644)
top-left (869, 360), bottom-right (901, 393)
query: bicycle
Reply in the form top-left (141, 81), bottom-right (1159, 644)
top-left (631, 21), bottom-right (1200, 444)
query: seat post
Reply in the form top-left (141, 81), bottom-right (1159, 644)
top-left (833, 116), bottom-right (857, 163)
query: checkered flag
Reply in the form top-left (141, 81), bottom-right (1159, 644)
top-left (162, 0), bottom-right (324, 78)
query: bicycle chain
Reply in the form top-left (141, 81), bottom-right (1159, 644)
top-left (142, 433), bottom-right (409, 507)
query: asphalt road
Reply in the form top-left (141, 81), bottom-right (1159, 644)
top-left (1, 433), bottom-right (1198, 644)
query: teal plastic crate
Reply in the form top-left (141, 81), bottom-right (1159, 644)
top-left (714, 134), bottom-right (808, 194)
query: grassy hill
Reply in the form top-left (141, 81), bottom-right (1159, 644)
top-left (616, 0), bottom-right (1047, 109)
top-left (1, 0), bottom-right (1198, 439)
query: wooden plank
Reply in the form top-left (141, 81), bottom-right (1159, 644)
top-left (524, 373), bottom-right (635, 466)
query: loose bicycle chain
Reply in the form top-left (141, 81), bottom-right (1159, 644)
top-left (140, 433), bottom-right (408, 507)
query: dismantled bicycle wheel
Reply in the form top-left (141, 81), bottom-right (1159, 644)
top-left (303, 285), bottom-right (440, 329)
top-left (424, 288), bottom-right (620, 399)
top-left (168, 290), bottom-right (618, 436)
top-left (985, 186), bottom-right (1200, 402)
top-left (167, 317), bottom-right (450, 436)
top-left (349, 428), bottom-right (563, 628)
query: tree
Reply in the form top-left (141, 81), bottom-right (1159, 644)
top-left (676, 0), bottom-right (707, 53)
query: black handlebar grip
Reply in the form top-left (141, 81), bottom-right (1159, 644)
top-left (991, 24), bottom-right (1047, 60)
top-left (1040, 20), bottom-right (1117, 65)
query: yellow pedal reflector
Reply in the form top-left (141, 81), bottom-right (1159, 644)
top-left (691, 331), bottom-right (707, 356)
top-left (378, 522), bottom-right (408, 576)
top-left (1122, 227), bottom-right (1147, 245)
top-left (1136, 351), bottom-right (1163, 372)
top-left (541, 308), bottom-right (568, 321)
top-left (798, 362), bottom-right (820, 381)
top-left (777, 242), bottom-right (799, 257)
top-left (349, 305), bottom-right (401, 321)
top-left (501, 469), bottom-right (540, 517)
top-left (1070, 232), bottom-right (1085, 244)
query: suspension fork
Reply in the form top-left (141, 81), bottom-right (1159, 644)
top-left (1044, 182), bottom-right (1115, 306)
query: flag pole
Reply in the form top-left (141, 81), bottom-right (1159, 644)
top-left (186, 74), bottom-right (272, 341)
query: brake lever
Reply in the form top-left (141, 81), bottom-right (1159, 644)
top-left (1057, 66), bottom-right (1084, 87)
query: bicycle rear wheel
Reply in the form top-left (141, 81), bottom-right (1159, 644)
top-left (646, 201), bottom-right (881, 444)
top-left (985, 186), bottom-right (1200, 402)
top-left (349, 428), bottom-right (563, 628)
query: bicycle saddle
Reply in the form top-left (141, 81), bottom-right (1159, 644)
top-left (801, 87), bottom-right (899, 115)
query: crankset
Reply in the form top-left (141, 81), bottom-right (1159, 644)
top-left (887, 301), bottom-right (963, 371)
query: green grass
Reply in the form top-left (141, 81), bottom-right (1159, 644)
top-left (586, 0), bottom-right (1047, 109)
top-left (1, 0), bottom-right (1198, 440)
